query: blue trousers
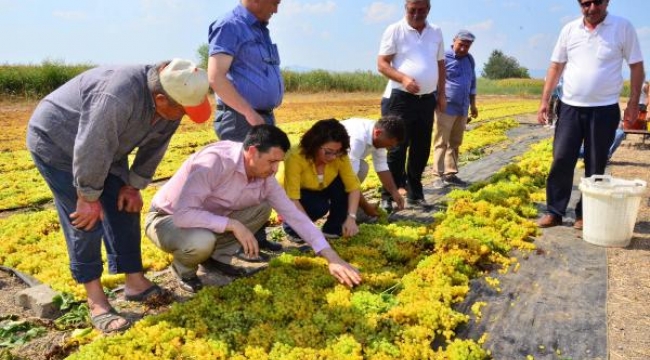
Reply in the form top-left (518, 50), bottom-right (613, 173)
top-left (31, 153), bottom-right (143, 283)
top-left (283, 177), bottom-right (348, 237)
top-left (381, 89), bottom-right (436, 201)
top-left (546, 102), bottom-right (620, 218)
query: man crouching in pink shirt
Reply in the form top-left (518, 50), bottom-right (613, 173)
top-left (145, 124), bottom-right (361, 292)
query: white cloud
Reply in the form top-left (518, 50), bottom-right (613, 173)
top-left (528, 33), bottom-right (547, 48)
top-left (52, 10), bottom-right (87, 21)
top-left (363, 2), bottom-right (398, 24)
top-left (561, 15), bottom-right (577, 25)
top-left (283, 0), bottom-right (337, 16)
top-left (637, 26), bottom-right (650, 40)
top-left (549, 4), bottom-right (563, 13)
top-left (468, 19), bottom-right (494, 32)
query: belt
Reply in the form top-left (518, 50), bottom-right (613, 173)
top-left (393, 89), bottom-right (436, 100)
top-left (216, 104), bottom-right (274, 116)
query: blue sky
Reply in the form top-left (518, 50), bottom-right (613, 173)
top-left (1, 0), bottom-right (648, 77)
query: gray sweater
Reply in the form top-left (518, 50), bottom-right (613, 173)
top-left (27, 64), bottom-right (181, 201)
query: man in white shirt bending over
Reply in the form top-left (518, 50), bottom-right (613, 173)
top-left (342, 115), bottom-right (405, 218)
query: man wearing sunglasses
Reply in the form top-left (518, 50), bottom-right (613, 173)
top-left (537, 0), bottom-right (644, 230)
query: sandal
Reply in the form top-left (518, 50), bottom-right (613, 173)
top-left (124, 284), bottom-right (164, 302)
top-left (91, 308), bottom-right (132, 333)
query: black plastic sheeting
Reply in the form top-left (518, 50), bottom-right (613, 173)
top-left (0, 265), bottom-right (41, 287)
top-left (455, 222), bottom-right (608, 360)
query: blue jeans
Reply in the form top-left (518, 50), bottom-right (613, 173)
top-left (31, 153), bottom-right (143, 283)
top-left (283, 177), bottom-right (348, 237)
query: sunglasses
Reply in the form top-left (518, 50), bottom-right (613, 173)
top-left (579, 0), bottom-right (604, 8)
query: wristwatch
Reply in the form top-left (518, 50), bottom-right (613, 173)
top-left (348, 213), bottom-right (357, 219)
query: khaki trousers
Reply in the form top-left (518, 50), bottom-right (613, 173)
top-left (144, 203), bottom-right (271, 278)
top-left (433, 111), bottom-right (468, 177)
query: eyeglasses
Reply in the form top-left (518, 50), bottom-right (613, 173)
top-left (579, 0), bottom-right (603, 8)
top-left (321, 147), bottom-right (344, 158)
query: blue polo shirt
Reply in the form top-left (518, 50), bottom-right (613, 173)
top-left (208, 4), bottom-right (284, 110)
top-left (444, 48), bottom-right (476, 117)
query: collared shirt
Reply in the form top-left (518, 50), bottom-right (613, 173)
top-left (341, 118), bottom-right (389, 174)
top-left (379, 18), bottom-right (445, 95)
top-left (444, 48), bottom-right (477, 117)
top-left (208, 4), bottom-right (284, 110)
top-left (26, 65), bottom-right (181, 201)
top-left (551, 14), bottom-right (643, 107)
top-left (151, 141), bottom-right (330, 254)
top-left (282, 148), bottom-right (360, 200)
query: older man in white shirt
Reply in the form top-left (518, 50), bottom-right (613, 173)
top-left (341, 115), bottom-right (405, 217)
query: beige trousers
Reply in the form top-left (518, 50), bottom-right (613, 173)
top-left (144, 203), bottom-right (271, 278)
top-left (433, 111), bottom-right (468, 177)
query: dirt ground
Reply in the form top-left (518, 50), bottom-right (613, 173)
top-left (1, 97), bottom-right (649, 359)
top-left (605, 135), bottom-right (650, 360)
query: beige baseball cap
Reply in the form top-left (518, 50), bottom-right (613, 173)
top-left (160, 58), bottom-right (211, 123)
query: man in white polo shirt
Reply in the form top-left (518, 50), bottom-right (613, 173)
top-left (377, 0), bottom-right (446, 211)
top-left (341, 115), bottom-right (406, 217)
top-left (536, 0), bottom-right (644, 230)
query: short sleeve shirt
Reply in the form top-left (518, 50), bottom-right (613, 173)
top-left (379, 18), bottom-right (445, 95)
top-left (551, 14), bottom-right (643, 107)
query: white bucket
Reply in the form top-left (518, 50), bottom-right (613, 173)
top-left (579, 175), bottom-right (647, 247)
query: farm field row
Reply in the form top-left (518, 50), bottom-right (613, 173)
top-left (0, 95), bottom-right (538, 211)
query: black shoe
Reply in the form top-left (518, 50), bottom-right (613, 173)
top-left (284, 231), bottom-right (305, 244)
top-left (209, 259), bottom-right (268, 277)
top-left (255, 227), bottom-right (283, 252)
top-left (170, 266), bottom-right (203, 293)
top-left (380, 199), bottom-right (393, 213)
top-left (443, 174), bottom-right (467, 187)
top-left (178, 276), bottom-right (203, 293)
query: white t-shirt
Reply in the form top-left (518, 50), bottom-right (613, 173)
top-left (551, 14), bottom-right (643, 107)
top-left (341, 118), bottom-right (389, 174)
top-left (379, 18), bottom-right (445, 96)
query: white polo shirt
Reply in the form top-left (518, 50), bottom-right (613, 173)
top-left (379, 18), bottom-right (445, 96)
top-left (341, 118), bottom-right (390, 174)
top-left (551, 14), bottom-right (643, 107)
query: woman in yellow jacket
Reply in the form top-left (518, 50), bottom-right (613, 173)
top-left (282, 119), bottom-right (361, 241)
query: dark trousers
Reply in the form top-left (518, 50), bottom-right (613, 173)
top-left (381, 89), bottom-right (436, 201)
top-left (30, 153), bottom-right (143, 284)
top-left (546, 102), bottom-right (620, 218)
top-left (283, 177), bottom-right (348, 236)
top-left (214, 104), bottom-right (275, 142)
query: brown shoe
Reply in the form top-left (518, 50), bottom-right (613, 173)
top-left (573, 218), bottom-right (583, 230)
top-left (538, 214), bottom-right (562, 228)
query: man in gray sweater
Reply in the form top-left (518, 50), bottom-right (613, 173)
top-left (26, 58), bottom-right (211, 333)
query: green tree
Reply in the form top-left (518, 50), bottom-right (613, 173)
top-left (481, 49), bottom-right (530, 79)
top-left (197, 43), bottom-right (209, 70)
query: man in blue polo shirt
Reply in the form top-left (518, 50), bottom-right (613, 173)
top-left (207, 0), bottom-right (283, 142)
top-left (432, 30), bottom-right (478, 189)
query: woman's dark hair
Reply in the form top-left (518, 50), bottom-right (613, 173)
top-left (299, 119), bottom-right (350, 161)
